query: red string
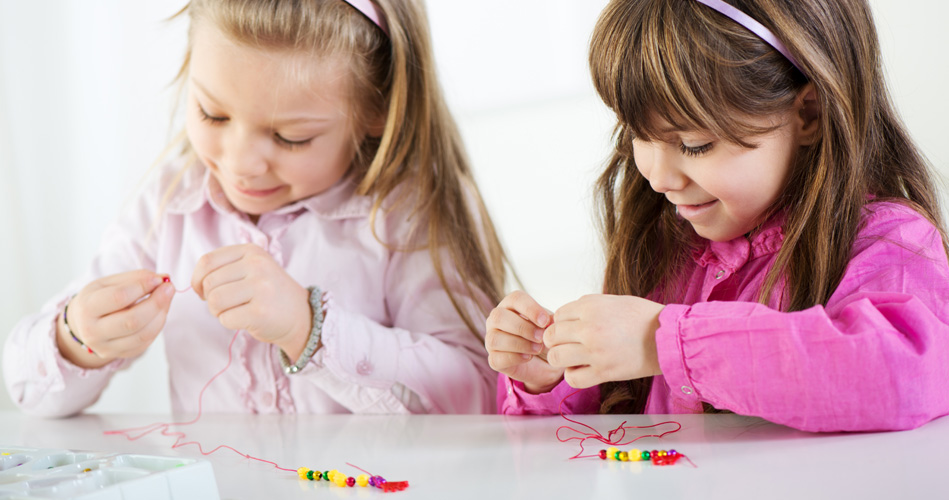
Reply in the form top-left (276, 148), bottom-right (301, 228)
top-left (104, 283), bottom-right (407, 482)
top-left (103, 329), bottom-right (299, 472)
top-left (104, 284), bottom-right (299, 472)
top-left (555, 389), bottom-right (689, 462)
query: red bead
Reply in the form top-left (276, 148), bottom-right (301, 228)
top-left (162, 276), bottom-right (171, 283)
top-left (346, 477), bottom-right (356, 487)
top-left (598, 450), bottom-right (607, 460)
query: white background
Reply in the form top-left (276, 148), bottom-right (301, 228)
top-left (0, 1), bottom-right (946, 413)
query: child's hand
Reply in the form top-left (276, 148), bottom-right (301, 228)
top-left (56, 270), bottom-right (175, 369)
top-left (485, 291), bottom-right (564, 394)
top-left (544, 294), bottom-right (664, 389)
top-left (191, 244), bottom-right (311, 360)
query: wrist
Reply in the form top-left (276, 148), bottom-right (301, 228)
top-left (278, 322), bottom-right (311, 363)
top-left (56, 306), bottom-right (110, 369)
top-left (279, 286), bottom-right (326, 374)
top-left (523, 375), bottom-right (563, 395)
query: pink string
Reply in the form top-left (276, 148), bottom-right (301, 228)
top-left (103, 283), bottom-right (299, 472)
top-left (345, 462), bottom-right (375, 476)
top-left (556, 389), bottom-right (696, 466)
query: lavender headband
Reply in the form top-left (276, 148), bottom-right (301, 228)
top-left (342, 0), bottom-right (389, 36)
top-left (692, 0), bottom-right (803, 74)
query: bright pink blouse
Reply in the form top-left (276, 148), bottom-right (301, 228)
top-left (5, 160), bottom-right (495, 417)
top-left (499, 202), bottom-right (949, 432)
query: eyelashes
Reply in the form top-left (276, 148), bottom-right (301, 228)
top-left (273, 134), bottom-right (313, 149)
top-left (197, 103), bottom-right (228, 124)
top-left (678, 142), bottom-right (713, 157)
top-left (196, 103), bottom-right (313, 150)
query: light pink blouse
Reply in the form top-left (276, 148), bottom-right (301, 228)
top-left (499, 202), bottom-right (949, 432)
top-left (5, 160), bottom-right (496, 417)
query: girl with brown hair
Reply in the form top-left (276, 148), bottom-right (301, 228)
top-left (487, 0), bottom-right (949, 431)
top-left (6, 0), bottom-right (506, 416)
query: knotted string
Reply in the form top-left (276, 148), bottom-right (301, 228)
top-left (555, 388), bottom-right (696, 466)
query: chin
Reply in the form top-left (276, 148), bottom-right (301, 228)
top-left (693, 226), bottom-right (743, 242)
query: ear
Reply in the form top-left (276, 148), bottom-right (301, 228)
top-left (794, 82), bottom-right (821, 146)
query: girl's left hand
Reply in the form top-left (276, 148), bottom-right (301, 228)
top-left (544, 294), bottom-right (665, 389)
top-left (191, 244), bottom-right (311, 358)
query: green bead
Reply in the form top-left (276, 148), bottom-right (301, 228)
top-left (641, 451), bottom-right (650, 460)
top-left (306, 470), bottom-right (314, 480)
top-left (324, 470), bottom-right (331, 481)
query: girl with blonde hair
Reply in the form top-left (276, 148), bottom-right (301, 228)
top-left (6, 0), bottom-right (506, 416)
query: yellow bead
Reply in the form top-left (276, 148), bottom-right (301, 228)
top-left (619, 451), bottom-right (629, 461)
top-left (329, 469), bottom-right (339, 481)
top-left (334, 474), bottom-right (347, 487)
top-left (357, 474), bottom-right (369, 487)
top-left (297, 467), bottom-right (309, 479)
top-left (606, 447), bottom-right (619, 460)
top-left (630, 449), bottom-right (640, 461)
top-left (659, 450), bottom-right (667, 457)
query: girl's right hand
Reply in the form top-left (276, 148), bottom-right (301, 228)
top-left (56, 270), bottom-right (175, 369)
top-left (485, 290), bottom-right (564, 394)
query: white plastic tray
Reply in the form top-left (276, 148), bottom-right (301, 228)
top-left (0, 446), bottom-right (219, 500)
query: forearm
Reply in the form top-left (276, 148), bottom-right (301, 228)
top-left (657, 298), bottom-right (949, 431)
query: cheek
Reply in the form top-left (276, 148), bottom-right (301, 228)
top-left (632, 143), bottom-right (653, 178)
top-left (185, 116), bottom-right (217, 159)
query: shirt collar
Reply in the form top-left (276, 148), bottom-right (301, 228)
top-left (163, 161), bottom-right (372, 220)
top-left (692, 213), bottom-right (786, 271)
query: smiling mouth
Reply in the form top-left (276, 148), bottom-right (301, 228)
top-left (675, 200), bottom-right (717, 219)
top-left (235, 185), bottom-right (283, 197)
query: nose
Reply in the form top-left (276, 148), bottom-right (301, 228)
top-left (220, 125), bottom-right (268, 179)
top-left (637, 143), bottom-right (688, 194)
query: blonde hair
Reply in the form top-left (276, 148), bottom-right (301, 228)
top-left (164, 0), bottom-right (507, 340)
top-left (589, 0), bottom-right (947, 413)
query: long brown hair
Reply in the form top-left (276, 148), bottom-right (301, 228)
top-left (589, 0), bottom-right (947, 413)
top-left (169, 0), bottom-right (507, 340)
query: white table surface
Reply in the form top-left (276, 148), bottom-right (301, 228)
top-left (2, 411), bottom-right (947, 499)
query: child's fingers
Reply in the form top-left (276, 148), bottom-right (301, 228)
top-left (488, 307), bottom-right (546, 342)
top-left (486, 327), bottom-right (543, 356)
top-left (545, 342), bottom-right (588, 370)
top-left (563, 365), bottom-right (600, 390)
top-left (498, 290), bottom-right (551, 328)
top-left (542, 320), bottom-right (582, 350)
top-left (97, 308), bottom-right (168, 359)
top-left (85, 272), bottom-right (164, 316)
top-left (191, 245), bottom-right (250, 299)
top-left (96, 269), bottom-right (162, 288)
top-left (200, 265), bottom-right (248, 308)
top-left (487, 350), bottom-right (533, 374)
top-left (95, 283), bottom-right (175, 341)
top-left (205, 281), bottom-right (253, 321)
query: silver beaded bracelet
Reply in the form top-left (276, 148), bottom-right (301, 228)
top-left (280, 285), bottom-right (324, 375)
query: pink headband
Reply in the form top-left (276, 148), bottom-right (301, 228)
top-left (692, 0), bottom-right (803, 74)
top-left (342, 0), bottom-right (389, 36)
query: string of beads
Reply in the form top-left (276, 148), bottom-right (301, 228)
top-left (296, 467), bottom-right (409, 492)
top-left (599, 447), bottom-right (683, 466)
